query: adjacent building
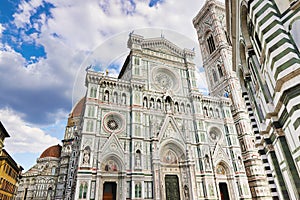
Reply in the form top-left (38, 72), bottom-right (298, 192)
top-left (16, 144), bottom-right (61, 200)
top-left (0, 121), bottom-right (23, 200)
top-left (225, 0), bottom-right (300, 199)
top-left (193, 1), bottom-right (275, 200)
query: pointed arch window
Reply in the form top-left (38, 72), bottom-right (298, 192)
top-left (217, 65), bottom-right (224, 77)
top-left (212, 70), bottom-right (218, 82)
top-left (135, 182), bottom-right (142, 198)
top-left (113, 92), bottom-right (118, 104)
top-left (203, 107), bottom-right (208, 116)
top-left (122, 93), bottom-right (127, 105)
top-left (104, 90), bottom-right (109, 102)
top-left (207, 34), bottom-right (216, 54)
top-left (143, 97), bottom-right (148, 108)
top-left (83, 183), bottom-right (88, 198)
top-left (90, 87), bottom-right (97, 98)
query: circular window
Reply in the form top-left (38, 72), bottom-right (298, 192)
top-left (103, 112), bottom-right (125, 133)
top-left (209, 127), bottom-right (222, 142)
top-left (152, 67), bottom-right (179, 91)
top-left (107, 119), bottom-right (119, 130)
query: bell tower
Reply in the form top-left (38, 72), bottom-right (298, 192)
top-left (193, 0), bottom-right (273, 199)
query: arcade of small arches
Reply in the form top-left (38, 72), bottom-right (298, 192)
top-left (142, 96), bottom-right (192, 114)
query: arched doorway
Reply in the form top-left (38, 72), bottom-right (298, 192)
top-left (159, 140), bottom-right (190, 200)
top-left (215, 163), bottom-right (233, 200)
top-left (100, 155), bottom-right (125, 200)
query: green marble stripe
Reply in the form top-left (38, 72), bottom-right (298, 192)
top-left (251, 0), bottom-right (265, 16)
top-left (274, 57), bottom-right (300, 79)
top-left (258, 11), bottom-right (279, 27)
top-left (281, 84), bottom-right (300, 106)
top-left (270, 48), bottom-right (298, 71)
top-left (289, 103), bottom-right (300, 118)
top-left (293, 146), bottom-right (300, 155)
top-left (269, 38), bottom-right (292, 70)
top-left (269, 151), bottom-right (290, 199)
top-left (293, 118), bottom-right (300, 130)
top-left (254, 3), bottom-right (274, 26)
top-left (278, 108), bottom-right (289, 128)
top-left (261, 20), bottom-right (282, 38)
top-left (279, 137), bottom-right (300, 195)
top-left (264, 29), bottom-right (287, 56)
top-left (276, 84), bottom-right (300, 128)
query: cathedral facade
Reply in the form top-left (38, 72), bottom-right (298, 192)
top-left (56, 31), bottom-right (252, 200)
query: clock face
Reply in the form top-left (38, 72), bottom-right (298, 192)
top-left (152, 67), bottom-right (179, 92)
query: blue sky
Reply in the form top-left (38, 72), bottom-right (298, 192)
top-left (0, 0), bottom-right (210, 171)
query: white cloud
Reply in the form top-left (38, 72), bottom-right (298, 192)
top-left (4, 0), bottom-right (210, 125)
top-left (0, 107), bottom-right (61, 154)
top-left (0, 24), bottom-right (4, 39)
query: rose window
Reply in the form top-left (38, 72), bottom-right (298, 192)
top-left (103, 112), bottom-right (125, 133)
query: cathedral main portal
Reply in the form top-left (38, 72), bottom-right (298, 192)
top-left (102, 182), bottom-right (117, 200)
top-left (165, 175), bottom-right (180, 200)
top-left (219, 182), bottom-right (230, 200)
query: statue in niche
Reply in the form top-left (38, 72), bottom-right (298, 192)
top-left (204, 155), bottom-right (211, 170)
top-left (238, 156), bottom-right (243, 170)
top-left (184, 185), bottom-right (189, 200)
top-left (82, 148), bottom-right (90, 165)
top-left (135, 150), bottom-right (141, 168)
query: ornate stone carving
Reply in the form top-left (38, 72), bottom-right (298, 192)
top-left (103, 112), bottom-right (125, 134)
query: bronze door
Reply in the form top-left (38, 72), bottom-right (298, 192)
top-left (219, 182), bottom-right (230, 200)
top-left (165, 175), bottom-right (180, 200)
top-left (103, 182), bottom-right (117, 200)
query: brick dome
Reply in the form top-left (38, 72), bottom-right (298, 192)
top-left (40, 144), bottom-right (62, 159)
top-left (71, 97), bottom-right (85, 117)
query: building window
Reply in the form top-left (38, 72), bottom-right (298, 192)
top-left (143, 97), bottom-right (148, 108)
top-left (135, 182), bottom-right (142, 198)
top-left (79, 182), bottom-right (88, 199)
top-left (90, 87), bottom-right (97, 98)
top-left (104, 90), bottom-right (109, 102)
top-left (207, 35), bottom-right (216, 54)
top-left (203, 107), bottom-right (208, 116)
top-left (144, 181), bottom-right (153, 198)
top-left (87, 106), bottom-right (95, 117)
top-left (217, 65), bottom-right (224, 77)
top-left (122, 93), bottom-right (127, 105)
top-left (86, 120), bottom-right (94, 132)
top-left (83, 183), bottom-right (88, 198)
top-left (51, 167), bottom-right (56, 175)
top-left (134, 57), bottom-right (140, 65)
top-left (113, 92), bottom-right (118, 104)
top-left (212, 69), bottom-right (218, 82)
top-left (126, 181), bottom-right (131, 199)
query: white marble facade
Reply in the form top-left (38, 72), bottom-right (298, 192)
top-left (70, 33), bottom-right (250, 200)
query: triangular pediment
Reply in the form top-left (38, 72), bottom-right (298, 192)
top-left (212, 144), bottom-right (230, 164)
top-left (158, 115), bottom-right (186, 146)
top-left (100, 133), bottom-right (124, 160)
top-left (142, 38), bottom-right (185, 57)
